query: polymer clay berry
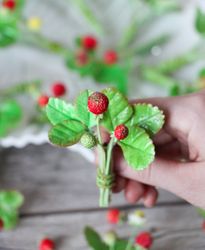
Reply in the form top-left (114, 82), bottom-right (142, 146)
top-left (2, 0), bottom-right (16, 10)
top-left (106, 209), bottom-right (120, 224)
top-left (114, 124), bottom-right (129, 140)
top-left (88, 92), bottom-right (109, 115)
top-left (82, 36), bottom-right (97, 50)
top-left (38, 95), bottom-right (49, 107)
top-left (104, 50), bottom-right (118, 65)
top-left (0, 219), bottom-right (4, 230)
top-left (39, 238), bottom-right (55, 250)
top-left (52, 82), bottom-right (66, 97)
top-left (80, 132), bottom-right (97, 149)
top-left (135, 232), bottom-right (153, 248)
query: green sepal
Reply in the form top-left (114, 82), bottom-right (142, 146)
top-left (119, 126), bottom-right (155, 170)
top-left (84, 226), bottom-right (109, 250)
top-left (75, 90), bottom-right (96, 128)
top-left (101, 88), bottom-right (133, 132)
top-left (0, 191), bottom-right (24, 211)
top-left (46, 98), bottom-right (79, 125)
top-left (195, 8), bottom-right (205, 36)
top-left (126, 103), bottom-right (165, 135)
top-left (48, 120), bottom-right (86, 147)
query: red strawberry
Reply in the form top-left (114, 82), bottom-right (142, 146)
top-left (0, 219), bottom-right (4, 230)
top-left (88, 92), bottom-right (109, 115)
top-left (82, 36), bottom-right (97, 50)
top-left (76, 49), bottom-right (89, 66)
top-left (135, 232), bottom-right (153, 248)
top-left (52, 82), bottom-right (66, 97)
top-left (39, 238), bottom-right (55, 250)
top-left (114, 124), bottom-right (128, 140)
top-left (38, 95), bottom-right (49, 107)
top-left (104, 50), bottom-right (118, 65)
top-left (106, 209), bottom-right (120, 224)
top-left (3, 0), bottom-right (16, 10)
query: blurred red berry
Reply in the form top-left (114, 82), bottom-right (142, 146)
top-left (3, 0), bottom-right (16, 10)
top-left (39, 238), bottom-right (55, 250)
top-left (104, 50), bottom-right (118, 65)
top-left (135, 232), bottom-right (153, 248)
top-left (76, 49), bottom-right (89, 66)
top-left (88, 92), bottom-right (109, 115)
top-left (82, 36), bottom-right (97, 50)
top-left (114, 124), bottom-right (128, 140)
top-left (106, 209), bottom-right (120, 224)
top-left (202, 220), bottom-right (205, 231)
top-left (38, 95), bottom-right (49, 107)
top-left (0, 219), bottom-right (4, 230)
top-left (52, 82), bottom-right (66, 97)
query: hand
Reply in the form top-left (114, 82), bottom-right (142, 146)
top-left (112, 91), bottom-right (205, 209)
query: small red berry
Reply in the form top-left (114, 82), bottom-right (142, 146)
top-left (202, 220), bottom-right (205, 231)
top-left (0, 219), bottom-right (4, 230)
top-left (82, 36), bottom-right (97, 50)
top-left (114, 124), bottom-right (128, 140)
top-left (52, 82), bottom-right (66, 97)
top-left (39, 238), bottom-right (55, 250)
top-left (104, 50), bottom-right (118, 65)
top-left (3, 0), bottom-right (16, 10)
top-left (106, 209), bottom-right (120, 224)
top-left (38, 95), bottom-right (49, 107)
top-left (135, 232), bottom-right (153, 248)
top-left (88, 92), bottom-right (109, 115)
top-left (76, 49), bottom-right (89, 66)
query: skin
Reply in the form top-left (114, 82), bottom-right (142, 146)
top-left (108, 91), bottom-right (205, 209)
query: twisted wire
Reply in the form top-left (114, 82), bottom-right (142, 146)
top-left (96, 168), bottom-right (115, 189)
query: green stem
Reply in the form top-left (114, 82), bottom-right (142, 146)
top-left (98, 136), bottom-right (115, 207)
top-left (125, 228), bottom-right (138, 250)
top-left (0, 80), bottom-right (41, 98)
top-left (69, 0), bottom-right (103, 35)
top-left (141, 66), bottom-right (180, 88)
top-left (96, 116), bottom-right (103, 145)
top-left (156, 50), bottom-right (201, 74)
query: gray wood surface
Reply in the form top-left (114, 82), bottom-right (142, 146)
top-left (0, 144), bottom-right (204, 249)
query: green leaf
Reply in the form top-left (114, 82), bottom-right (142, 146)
top-left (126, 104), bottom-right (164, 135)
top-left (46, 98), bottom-right (79, 125)
top-left (195, 8), bottom-right (205, 36)
top-left (0, 100), bottom-right (22, 137)
top-left (199, 68), bottom-right (205, 78)
top-left (84, 226), bottom-right (109, 250)
top-left (49, 120), bottom-right (86, 147)
top-left (197, 208), bottom-right (205, 218)
top-left (0, 208), bottom-right (18, 230)
top-left (101, 88), bottom-right (133, 131)
top-left (75, 90), bottom-right (96, 128)
top-left (94, 64), bottom-right (128, 94)
top-left (0, 191), bottom-right (24, 210)
top-left (119, 126), bottom-right (155, 170)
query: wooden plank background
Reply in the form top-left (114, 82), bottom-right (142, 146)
top-left (0, 144), bottom-right (204, 249)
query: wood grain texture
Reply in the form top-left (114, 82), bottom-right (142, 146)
top-left (0, 204), bottom-right (203, 250)
top-left (0, 144), bottom-right (181, 214)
